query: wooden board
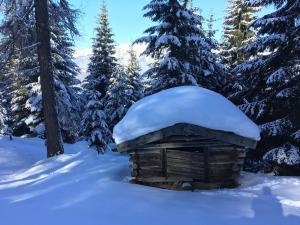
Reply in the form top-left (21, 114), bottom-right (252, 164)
top-left (129, 146), bottom-right (246, 190)
top-left (117, 123), bottom-right (257, 153)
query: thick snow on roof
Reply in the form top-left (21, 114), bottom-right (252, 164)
top-left (113, 86), bottom-right (261, 145)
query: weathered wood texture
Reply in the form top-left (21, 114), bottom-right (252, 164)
top-left (118, 123), bottom-right (257, 153)
top-left (129, 147), bottom-right (246, 190)
top-left (117, 123), bottom-right (257, 190)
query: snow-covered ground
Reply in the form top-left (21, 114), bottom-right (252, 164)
top-left (0, 136), bottom-right (299, 225)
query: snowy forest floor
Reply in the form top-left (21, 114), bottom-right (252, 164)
top-left (0, 136), bottom-right (300, 225)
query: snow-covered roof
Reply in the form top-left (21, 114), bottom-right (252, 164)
top-left (113, 86), bottom-right (261, 145)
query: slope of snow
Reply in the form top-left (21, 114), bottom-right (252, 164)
top-left (113, 86), bottom-right (261, 145)
top-left (0, 136), bottom-right (299, 225)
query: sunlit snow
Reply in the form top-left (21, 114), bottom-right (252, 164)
top-left (0, 136), bottom-right (299, 225)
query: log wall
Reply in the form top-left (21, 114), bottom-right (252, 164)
top-left (129, 141), bottom-right (246, 190)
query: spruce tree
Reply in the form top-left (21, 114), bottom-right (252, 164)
top-left (18, 21), bottom-right (41, 136)
top-left (48, 6), bottom-right (82, 143)
top-left (25, 11), bottom-right (82, 142)
top-left (85, 1), bottom-right (116, 98)
top-left (0, 71), bottom-right (11, 134)
top-left (104, 65), bottom-right (134, 131)
top-left (221, 0), bottom-right (259, 68)
top-left (126, 45), bottom-right (144, 103)
top-left (82, 1), bottom-right (116, 149)
top-left (82, 90), bottom-right (110, 153)
top-left (102, 47), bottom-right (144, 133)
top-left (235, 0), bottom-right (300, 174)
top-left (0, 1), bottom-right (38, 136)
top-left (136, 0), bottom-right (225, 94)
top-left (206, 13), bottom-right (217, 42)
top-left (0, 60), bottom-right (13, 135)
top-left (0, 0), bottom-right (81, 142)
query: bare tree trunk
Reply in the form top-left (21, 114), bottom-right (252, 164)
top-left (35, 0), bottom-right (64, 157)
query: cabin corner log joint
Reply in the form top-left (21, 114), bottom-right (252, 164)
top-left (118, 123), bottom-right (258, 190)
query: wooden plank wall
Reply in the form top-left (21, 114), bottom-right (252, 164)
top-left (118, 123), bottom-right (258, 153)
top-left (130, 143), bottom-right (246, 189)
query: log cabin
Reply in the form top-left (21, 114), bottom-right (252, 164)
top-left (117, 123), bottom-right (258, 190)
top-left (113, 86), bottom-right (260, 190)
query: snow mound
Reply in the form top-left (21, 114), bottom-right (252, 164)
top-left (113, 86), bottom-right (261, 144)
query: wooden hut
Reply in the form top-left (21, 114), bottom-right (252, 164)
top-left (114, 86), bottom-right (260, 190)
top-left (117, 123), bottom-right (258, 190)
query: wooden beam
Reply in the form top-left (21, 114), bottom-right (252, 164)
top-left (117, 123), bottom-right (258, 153)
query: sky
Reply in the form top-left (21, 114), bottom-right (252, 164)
top-left (69, 0), bottom-right (229, 52)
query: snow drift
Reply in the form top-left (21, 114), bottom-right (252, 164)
top-left (0, 136), bottom-right (299, 225)
top-left (113, 86), bottom-right (261, 145)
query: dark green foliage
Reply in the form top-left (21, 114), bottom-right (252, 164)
top-left (0, 0), bottom-right (82, 142)
top-left (221, 0), bottom-right (259, 68)
top-left (85, 2), bottom-right (116, 98)
top-left (235, 0), bottom-right (300, 173)
top-left (136, 0), bottom-right (225, 94)
top-left (82, 90), bottom-right (110, 153)
top-left (126, 45), bottom-right (144, 103)
top-left (104, 65), bottom-right (134, 131)
top-left (82, 1), bottom-right (116, 149)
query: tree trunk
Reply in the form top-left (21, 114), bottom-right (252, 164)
top-left (35, 0), bottom-right (64, 157)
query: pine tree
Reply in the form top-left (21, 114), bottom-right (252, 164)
top-left (46, 5), bottom-right (82, 143)
top-left (104, 65), bottom-right (134, 131)
top-left (221, 0), bottom-right (259, 68)
top-left (0, 2), bottom-right (18, 136)
top-left (126, 45), bottom-right (144, 103)
top-left (85, 1), bottom-right (116, 98)
top-left (82, 90), bottom-right (110, 153)
top-left (0, 60), bottom-right (13, 135)
top-left (206, 13), bottom-right (217, 42)
top-left (24, 9), bottom-right (82, 142)
top-left (18, 22), bottom-right (41, 137)
top-left (82, 1), bottom-right (116, 149)
top-left (0, 71), bottom-right (11, 134)
top-left (136, 0), bottom-right (225, 94)
top-left (235, 0), bottom-right (300, 174)
top-left (0, 0), bottom-right (81, 142)
top-left (0, 0), bottom-right (39, 136)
